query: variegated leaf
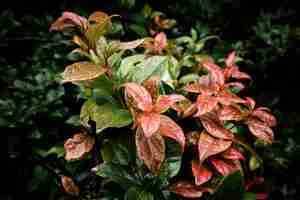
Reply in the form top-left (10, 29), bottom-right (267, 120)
top-left (246, 118), bottom-right (274, 144)
top-left (252, 109), bottom-right (277, 127)
top-left (210, 159), bottom-right (238, 176)
top-left (201, 61), bottom-right (225, 85)
top-left (218, 105), bottom-right (243, 121)
top-left (50, 11), bottom-right (88, 32)
top-left (139, 113), bottom-right (161, 138)
top-left (194, 95), bottom-right (218, 116)
top-left (191, 160), bottom-right (212, 186)
top-left (154, 94), bottom-right (186, 113)
top-left (222, 147), bottom-right (245, 160)
top-left (168, 181), bottom-right (211, 198)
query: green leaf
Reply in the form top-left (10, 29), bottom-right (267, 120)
top-left (241, 192), bottom-right (256, 200)
top-left (125, 187), bottom-right (154, 200)
top-left (211, 171), bottom-right (245, 200)
top-left (96, 162), bottom-right (136, 189)
top-left (33, 144), bottom-right (65, 158)
top-left (117, 54), bottom-right (146, 82)
top-left (179, 73), bottom-right (199, 84)
top-left (80, 99), bottom-right (132, 133)
top-left (129, 24), bottom-right (148, 37)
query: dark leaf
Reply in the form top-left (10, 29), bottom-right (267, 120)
top-left (61, 176), bottom-right (80, 196)
top-left (210, 159), bottom-right (238, 176)
top-left (191, 160), bottom-right (212, 186)
top-left (168, 181), bottom-right (211, 198)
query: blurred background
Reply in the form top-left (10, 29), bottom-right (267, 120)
top-left (1, 0), bottom-right (300, 199)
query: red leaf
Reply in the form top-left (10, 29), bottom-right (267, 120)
top-left (223, 66), bottom-right (252, 81)
top-left (61, 176), bottom-right (80, 196)
top-left (222, 147), bottom-right (245, 160)
top-left (198, 131), bottom-right (232, 163)
top-left (64, 132), bottom-right (95, 161)
top-left (153, 32), bottom-right (167, 54)
top-left (201, 61), bottom-right (225, 85)
top-left (244, 97), bottom-right (256, 110)
top-left (199, 115), bottom-right (234, 140)
top-left (159, 115), bottom-right (186, 151)
top-left (217, 90), bottom-right (245, 106)
top-left (246, 118), bottom-right (274, 144)
top-left (225, 51), bottom-right (236, 67)
top-left (139, 113), bottom-right (161, 138)
top-left (154, 94), bottom-right (186, 113)
top-left (195, 95), bottom-right (218, 116)
top-left (124, 83), bottom-right (153, 112)
top-left (245, 176), bottom-right (265, 191)
top-left (191, 160), bottom-right (212, 186)
top-left (210, 159), bottom-right (238, 176)
top-left (169, 181), bottom-right (211, 198)
top-left (218, 105), bottom-right (243, 121)
top-left (256, 193), bottom-right (268, 200)
top-left (143, 76), bottom-right (160, 101)
top-left (136, 127), bottom-right (165, 172)
top-left (50, 11), bottom-right (88, 32)
top-left (252, 109), bottom-right (277, 127)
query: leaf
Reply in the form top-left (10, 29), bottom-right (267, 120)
top-left (158, 115), bottom-right (186, 152)
top-left (201, 61), bottom-right (225, 85)
top-left (80, 100), bottom-right (132, 133)
top-left (136, 127), bottom-right (165, 172)
top-left (244, 97), bottom-right (256, 110)
top-left (198, 131), bottom-right (232, 163)
top-left (200, 115), bottom-right (234, 140)
top-left (179, 73), bottom-right (200, 84)
top-left (246, 118), bottom-right (274, 144)
top-left (194, 95), bottom-right (218, 116)
top-left (191, 160), bottom-right (212, 186)
top-left (139, 113), bottom-right (161, 138)
top-left (50, 11), bottom-right (87, 32)
top-left (154, 94), bottom-right (186, 113)
top-left (217, 90), bottom-right (245, 106)
top-left (225, 51), bottom-right (236, 67)
top-left (125, 187), bottom-right (154, 200)
top-left (143, 76), bottom-right (160, 101)
top-left (153, 32), bottom-right (167, 54)
top-left (96, 162), bottom-right (136, 189)
top-left (218, 105), bottom-right (243, 121)
top-left (251, 109), bottom-right (277, 127)
top-left (184, 83), bottom-right (202, 93)
top-left (124, 82), bottom-right (153, 112)
top-left (222, 148), bottom-right (245, 160)
top-left (119, 39), bottom-right (145, 50)
top-left (241, 192), bottom-right (257, 200)
top-left (118, 54), bottom-right (146, 81)
top-left (62, 62), bottom-right (107, 83)
top-left (223, 66), bottom-right (252, 81)
top-left (168, 181), bottom-right (211, 198)
top-left (61, 176), bottom-right (80, 196)
top-left (64, 132), bottom-right (95, 161)
top-left (210, 159), bottom-right (238, 176)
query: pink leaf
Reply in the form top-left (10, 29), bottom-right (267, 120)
top-left (225, 51), bottom-right (236, 67)
top-left (169, 181), bottom-right (211, 198)
top-left (154, 94), bottom-right (186, 113)
top-left (136, 127), bottom-right (165, 172)
top-left (199, 115), bottom-right (234, 140)
top-left (159, 115), bottom-right (186, 152)
top-left (246, 118), bottom-right (274, 144)
top-left (252, 109), bottom-right (277, 127)
top-left (50, 11), bottom-right (88, 32)
top-left (124, 83), bottom-right (153, 112)
top-left (218, 105), bottom-right (243, 121)
top-left (139, 113), bottom-right (161, 138)
top-left (191, 160), bottom-right (212, 186)
top-left (223, 66), bottom-right (252, 81)
top-left (194, 95), bottom-right (218, 116)
top-left (153, 32), bottom-right (167, 54)
top-left (143, 76), bottom-right (160, 101)
top-left (217, 90), bottom-right (245, 106)
top-left (184, 83), bottom-right (202, 93)
top-left (201, 61), bottom-right (225, 85)
top-left (210, 159), bottom-right (238, 176)
top-left (244, 97), bottom-right (256, 110)
top-left (222, 147), bottom-right (245, 160)
top-left (198, 131), bottom-right (232, 163)
top-left (225, 82), bottom-right (246, 91)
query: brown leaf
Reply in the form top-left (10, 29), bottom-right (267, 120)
top-left (246, 118), bottom-right (274, 144)
top-left (139, 113), bottom-right (161, 138)
top-left (198, 131), bottom-right (232, 163)
top-left (61, 176), bottom-right (80, 196)
top-left (195, 95), bottom-right (218, 116)
top-left (191, 160), bottom-right (212, 186)
top-left (201, 61), bottom-right (225, 85)
top-left (169, 181), bottom-right (211, 198)
top-left (218, 105), bottom-right (243, 121)
top-left (159, 115), bottom-right (186, 152)
top-left (222, 147), bottom-right (245, 160)
top-left (50, 11), bottom-right (88, 32)
top-left (199, 115), bottom-right (234, 140)
top-left (136, 127), bottom-right (165, 172)
top-left (154, 94), bottom-right (186, 113)
top-left (62, 62), bottom-right (107, 83)
top-left (64, 132), bottom-right (95, 161)
top-left (252, 109), bottom-right (277, 127)
top-left (210, 159), bottom-right (238, 176)
top-left (124, 83), bottom-right (153, 112)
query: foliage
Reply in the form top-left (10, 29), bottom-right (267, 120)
top-left (36, 7), bottom-right (282, 199)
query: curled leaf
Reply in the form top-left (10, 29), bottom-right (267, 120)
top-left (62, 62), bottom-right (107, 83)
top-left (244, 97), bottom-right (256, 110)
top-left (246, 118), bottom-right (274, 144)
top-left (64, 132), bottom-right (95, 161)
top-left (139, 113), bottom-right (161, 138)
top-left (191, 160), bottom-right (212, 186)
top-left (159, 115), bottom-right (186, 152)
top-left (222, 147), bottom-right (245, 161)
top-left (124, 83), bottom-right (153, 112)
top-left (195, 95), bottom-right (218, 116)
top-left (210, 159), bottom-right (238, 176)
top-left (225, 51), bottom-right (236, 67)
top-left (50, 11), bottom-right (88, 32)
top-left (168, 181), bottom-right (211, 198)
top-left (199, 115), bottom-right (234, 140)
top-left (251, 109), bottom-right (277, 127)
top-left (223, 66), bottom-right (252, 81)
top-left (198, 131), bottom-right (232, 163)
top-left (61, 176), bottom-right (80, 196)
top-left (136, 127), bottom-right (165, 172)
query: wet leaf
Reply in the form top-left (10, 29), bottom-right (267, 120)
top-left (136, 127), bottom-right (165, 172)
top-left (200, 115), bottom-right (234, 140)
top-left (198, 131), bottom-right (232, 163)
top-left (159, 115), bottom-right (186, 152)
top-left (139, 112), bottom-right (161, 138)
top-left (50, 11), bottom-right (87, 32)
top-left (195, 95), bottom-right (218, 116)
top-left (62, 62), bottom-right (107, 83)
top-left (191, 160), bottom-right (212, 186)
top-left (246, 118), bottom-right (274, 144)
top-left (64, 132), bottom-right (95, 161)
top-left (210, 159), bottom-right (238, 176)
top-left (61, 176), bottom-right (80, 196)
